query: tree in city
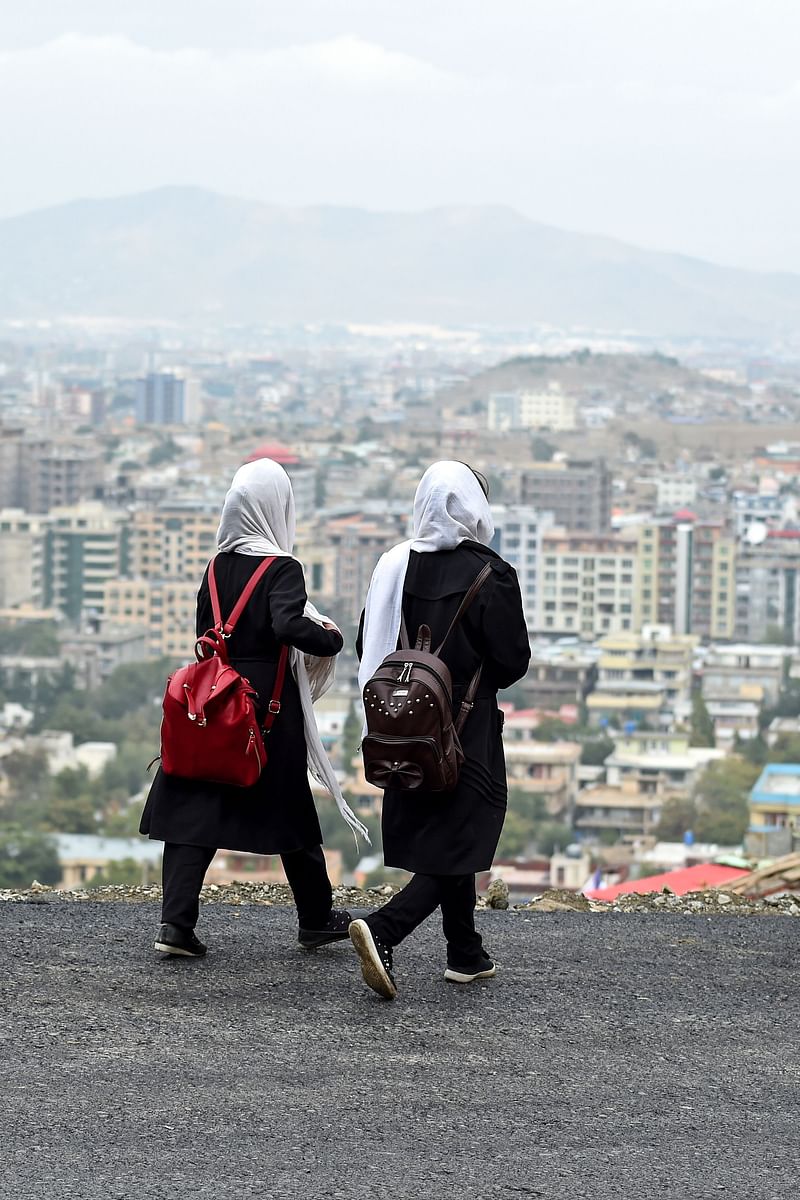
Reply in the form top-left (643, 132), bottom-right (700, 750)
top-left (655, 795), bottom-right (697, 840)
top-left (0, 826), bottom-right (60, 888)
top-left (580, 736), bottom-right (614, 766)
top-left (0, 750), bottom-right (52, 826)
top-left (692, 757), bottom-right (759, 844)
top-left (689, 691), bottom-right (716, 747)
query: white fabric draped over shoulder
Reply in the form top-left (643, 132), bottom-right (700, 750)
top-left (217, 458), bottom-right (369, 843)
top-left (357, 460), bottom-right (494, 697)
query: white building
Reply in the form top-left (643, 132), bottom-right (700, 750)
top-left (491, 505), bottom-right (554, 632)
top-left (488, 386), bottom-right (577, 433)
top-left (535, 530), bottom-right (639, 639)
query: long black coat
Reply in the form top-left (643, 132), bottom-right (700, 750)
top-left (357, 542), bottom-right (530, 875)
top-left (140, 553), bottom-right (343, 854)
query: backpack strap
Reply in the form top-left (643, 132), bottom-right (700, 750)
top-left (208, 555), bottom-right (277, 638)
top-left (434, 562), bottom-right (494, 655)
top-left (262, 644), bottom-right (290, 733)
top-left (455, 665), bottom-right (483, 734)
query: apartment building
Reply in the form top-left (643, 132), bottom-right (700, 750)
top-left (587, 626), bottom-right (697, 728)
top-left (701, 643), bottom-right (788, 708)
top-left (734, 530), bottom-right (800, 644)
top-left (605, 732), bottom-right (724, 797)
top-left (488, 386), bottom-right (577, 433)
top-left (103, 578), bottom-right (198, 658)
top-left (324, 512), bottom-right (404, 621)
top-left (43, 503), bottom-right (130, 622)
top-left (503, 741), bottom-right (581, 821)
top-left (519, 459), bottom-right (611, 533)
top-left (535, 530), bottom-right (639, 639)
top-left (135, 372), bottom-right (201, 425)
top-left (0, 509), bottom-right (47, 609)
top-left (574, 780), bottom-right (663, 838)
top-left (636, 513), bottom-right (735, 639)
top-left (26, 442), bottom-right (105, 513)
top-left (129, 502), bottom-right (218, 581)
top-left (524, 644), bottom-right (598, 710)
top-left (490, 505), bottom-right (554, 632)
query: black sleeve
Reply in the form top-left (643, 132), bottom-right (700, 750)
top-left (268, 559), bottom-right (344, 657)
top-left (479, 566), bottom-right (530, 690)
top-left (355, 609), bottom-right (366, 661)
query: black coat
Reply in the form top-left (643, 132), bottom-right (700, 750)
top-left (140, 553), bottom-right (343, 854)
top-left (357, 542), bottom-right (530, 875)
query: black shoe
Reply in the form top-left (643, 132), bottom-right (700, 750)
top-left (298, 908), bottom-right (353, 950)
top-left (154, 923), bottom-right (207, 957)
top-left (444, 953), bottom-right (496, 984)
top-left (348, 918), bottom-right (397, 1000)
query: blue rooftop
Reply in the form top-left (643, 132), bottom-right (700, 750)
top-left (750, 762), bottom-right (800, 807)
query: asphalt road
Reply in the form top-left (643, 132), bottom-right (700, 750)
top-left (1, 902), bottom-right (798, 1199)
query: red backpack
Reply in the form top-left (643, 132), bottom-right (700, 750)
top-left (159, 555), bottom-right (289, 787)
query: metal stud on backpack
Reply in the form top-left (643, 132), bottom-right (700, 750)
top-left (361, 564), bottom-right (493, 792)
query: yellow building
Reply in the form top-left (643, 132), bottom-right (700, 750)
top-left (103, 578), bottom-right (198, 658)
top-left (129, 503), bottom-right (218, 580)
top-left (588, 627), bottom-right (698, 727)
top-left (636, 516), bottom-right (735, 639)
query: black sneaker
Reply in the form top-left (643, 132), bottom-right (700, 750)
top-left (348, 918), bottom-right (397, 1000)
top-left (154, 923), bottom-right (207, 957)
top-left (298, 908), bottom-right (353, 950)
top-left (444, 954), bottom-right (496, 984)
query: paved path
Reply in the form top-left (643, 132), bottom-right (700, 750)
top-left (2, 902), bottom-right (798, 1199)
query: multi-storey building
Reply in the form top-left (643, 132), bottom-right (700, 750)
top-left (535, 530), bottom-right (639, 639)
top-left (490, 505), bottom-right (553, 632)
top-left (701, 643), bottom-right (788, 708)
top-left (135, 372), bottom-right (201, 425)
top-left (25, 441), bottom-right (104, 513)
top-left (503, 741), bottom-right (582, 821)
top-left (103, 578), bottom-right (198, 658)
top-left (324, 512), bottom-right (404, 622)
top-left (587, 626), bottom-right (697, 728)
top-left (519, 459), bottom-right (611, 533)
top-left (488, 386), bottom-right (577, 433)
top-left (129, 502), bottom-right (218, 581)
top-left (0, 509), bottom-right (47, 609)
top-left (635, 512), bottom-right (735, 639)
top-left (0, 424), bottom-right (27, 508)
top-left (734, 530), bottom-right (800, 644)
top-left (43, 503), bottom-right (131, 622)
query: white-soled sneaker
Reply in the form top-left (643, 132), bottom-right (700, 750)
top-left (444, 958), bottom-right (496, 984)
top-left (348, 919), bottom-right (397, 1000)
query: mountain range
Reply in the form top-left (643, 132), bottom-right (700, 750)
top-left (1, 187), bottom-right (799, 338)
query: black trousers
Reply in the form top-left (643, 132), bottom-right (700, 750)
top-left (161, 842), bottom-right (333, 930)
top-left (366, 873), bottom-right (485, 970)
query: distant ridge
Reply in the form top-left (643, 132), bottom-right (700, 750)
top-left (1, 186), bottom-right (799, 337)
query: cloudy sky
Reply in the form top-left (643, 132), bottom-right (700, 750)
top-left (1, 1), bottom-right (798, 272)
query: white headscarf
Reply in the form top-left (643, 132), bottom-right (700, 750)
top-left (217, 458), bottom-right (369, 844)
top-left (357, 461), bottom-right (494, 695)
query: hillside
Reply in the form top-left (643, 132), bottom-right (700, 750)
top-left (2, 187), bottom-right (800, 337)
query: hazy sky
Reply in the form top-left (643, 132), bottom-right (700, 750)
top-left (1, 1), bottom-right (799, 272)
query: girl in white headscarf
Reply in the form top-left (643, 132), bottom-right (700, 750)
top-left (348, 461), bottom-right (531, 999)
top-left (141, 458), bottom-right (368, 958)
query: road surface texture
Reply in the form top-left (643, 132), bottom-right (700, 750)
top-left (1, 901), bottom-right (798, 1199)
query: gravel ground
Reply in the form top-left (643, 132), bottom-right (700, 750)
top-left (1, 900), bottom-right (798, 1199)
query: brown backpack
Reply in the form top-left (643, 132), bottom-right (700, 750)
top-left (361, 563), bottom-right (493, 792)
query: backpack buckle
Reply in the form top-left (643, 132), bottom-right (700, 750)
top-left (268, 700), bottom-right (281, 714)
